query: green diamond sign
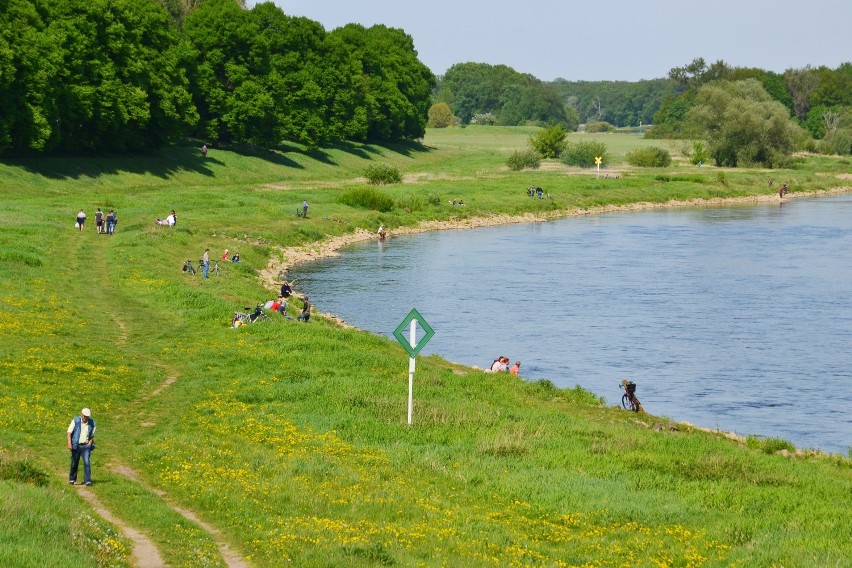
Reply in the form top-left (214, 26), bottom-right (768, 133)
top-left (393, 308), bottom-right (435, 357)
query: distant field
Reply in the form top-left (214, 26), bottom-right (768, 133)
top-left (1, 129), bottom-right (850, 567)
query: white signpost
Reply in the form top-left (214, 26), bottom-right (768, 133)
top-left (393, 308), bottom-right (435, 426)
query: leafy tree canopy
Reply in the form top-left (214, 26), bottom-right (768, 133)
top-left (437, 62), bottom-right (566, 126)
top-left (0, 0), bottom-right (198, 154)
top-left (686, 79), bottom-right (805, 168)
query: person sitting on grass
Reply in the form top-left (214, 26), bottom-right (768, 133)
top-left (231, 251), bottom-right (240, 262)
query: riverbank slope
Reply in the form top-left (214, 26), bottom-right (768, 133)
top-left (1, 131), bottom-right (850, 566)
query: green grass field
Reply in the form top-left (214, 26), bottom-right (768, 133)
top-left (1, 128), bottom-right (850, 567)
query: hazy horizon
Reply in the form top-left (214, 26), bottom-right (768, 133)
top-left (259, 0), bottom-right (851, 82)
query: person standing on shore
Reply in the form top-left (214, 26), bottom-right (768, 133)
top-left (67, 408), bottom-right (96, 486)
top-left (297, 295), bottom-right (311, 322)
top-left (302, 200), bottom-right (309, 218)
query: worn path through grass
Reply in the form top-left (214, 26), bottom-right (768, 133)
top-left (56, 227), bottom-right (251, 567)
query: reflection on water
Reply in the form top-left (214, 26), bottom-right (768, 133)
top-left (293, 195), bottom-right (852, 454)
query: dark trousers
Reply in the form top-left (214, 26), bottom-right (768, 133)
top-left (69, 446), bottom-right (92, 484)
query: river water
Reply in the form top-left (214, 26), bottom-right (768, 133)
top-left (292, 194), bottom-right (852, 454)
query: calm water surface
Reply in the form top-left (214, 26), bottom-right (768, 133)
top-left (293, 195), bottom-right (852, 454)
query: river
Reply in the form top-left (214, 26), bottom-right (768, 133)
top-left (292, 194), bottom-right (852, 454)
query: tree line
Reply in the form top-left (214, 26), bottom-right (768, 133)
top-left (433, 57), bottom-right (851, 164)
top-left (0, 0), bottom-right (435, 155)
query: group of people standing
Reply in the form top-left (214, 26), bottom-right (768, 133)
top-left (76, 208), bottom-right (117, 234)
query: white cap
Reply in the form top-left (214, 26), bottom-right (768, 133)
top-left (81, 408), bottom-right (91, 417)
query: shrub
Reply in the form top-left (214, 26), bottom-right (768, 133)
top-left (396, 194), bottom-right (424, 212)
top-left (427, 102), bottom-right (454, 128)
top-left (470, 113), bottom-right (497, 125)
top-left (0, 458), bottom-right (49, 486)
top-left (528, 125), bottom-right (568, 158)
top-left (626, 146), bottom-right (672, 167)
top-left (364, 164), bottom-right (402, 185)
top-left (562, 141), bottom-right (609, 167)
top-left (506, 149), bottom-right (541, 171)
top-left (585, 121), bottom-right (614, 133)
top-left (427, 193), bottom-right (441, 206)
top-left (746, 436), bottom-right (796, 454)
top-left (690, 141), bottom-right (709, 165)
top-left (655, 175), bottom-right (706, 184)
top-left (337, 188), bottom-right (396, 212)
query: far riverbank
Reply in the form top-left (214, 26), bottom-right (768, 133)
top-left (262, 184), bottom-right (852, 288)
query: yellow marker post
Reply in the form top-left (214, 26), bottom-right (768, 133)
top-left (595, 156), bottom-right (602, 178)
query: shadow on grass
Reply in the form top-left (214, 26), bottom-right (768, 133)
top-left (2, 138), bottom-right (433, 179)
top-left (3, 145), bottom-right (226, 180)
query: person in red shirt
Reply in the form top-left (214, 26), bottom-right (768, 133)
top-left (222, 249), bottom-right (229, 261)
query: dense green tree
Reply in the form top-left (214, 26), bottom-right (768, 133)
top-left (329, 24), bottom-right (435, 141)
top-left (0, 0), bottom-right (60, 153)
top-left (686, 79), bottom-right (804, 168)
top-left (729, 68), bottom-right (793, 111)
top-left (550, 78), bottom-right (677, 127)
top-left (437, 63), bottom-right (566, 126)
top-left (810, 62), bottom-right (852, 108)
top-left (0, 0), bottom-right (197, 154)
top-left (499, 81), bottom-right (566, 126)
top-left (564, 105), bottom-right (580, 132)
top-left (784, 66), bottom-right (819, 121)
top-left (184, 1), bottom-right (381, 147)
top-left (158, 0), bottom-right (245, 24)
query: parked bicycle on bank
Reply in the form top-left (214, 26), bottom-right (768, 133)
top-left (232, 305), bottom-right (270, 328)
top-left (620, 379), bottom-right (643, 412)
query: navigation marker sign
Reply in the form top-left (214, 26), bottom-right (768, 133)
top-left (393, 308), bottom-right (434, 425)
top-left (393, 308), bottom-right (434, 357)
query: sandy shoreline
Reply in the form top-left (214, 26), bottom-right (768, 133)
top-left (260, 185), bottom-right (851, 289)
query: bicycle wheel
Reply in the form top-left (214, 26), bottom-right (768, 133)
top-left (621, 393), bottom-right (633, 410)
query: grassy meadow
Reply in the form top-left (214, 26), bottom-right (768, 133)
top-left (1, 127), bottom-right (850, 567)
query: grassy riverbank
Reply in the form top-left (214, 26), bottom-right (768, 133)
top-left (1, 128), bottom-right (850, 567)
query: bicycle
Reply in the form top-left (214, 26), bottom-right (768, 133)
top-left (232, 305), bottom-right (270, 328)
top-left (620, 379), bottom-right (642, 412)
top-left (182, 259), bottom-right (196, 275)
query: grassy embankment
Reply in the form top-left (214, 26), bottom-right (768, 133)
top-left (1, 127), bottom-right (850, 567)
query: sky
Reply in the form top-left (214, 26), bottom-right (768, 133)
top-left (254, 0), bottom-right (851, 82)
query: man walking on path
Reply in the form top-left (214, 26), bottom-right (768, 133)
top-left (302, 200), bottom-right (308, 218)
top-left (95, 208), bottom-right (104, 234)
top-left (202, 248), bottom-right (210, 279)
top-left (106, 210), bottom-right (116, 235)
top-left (67, 408), bottom-right (96, 486)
